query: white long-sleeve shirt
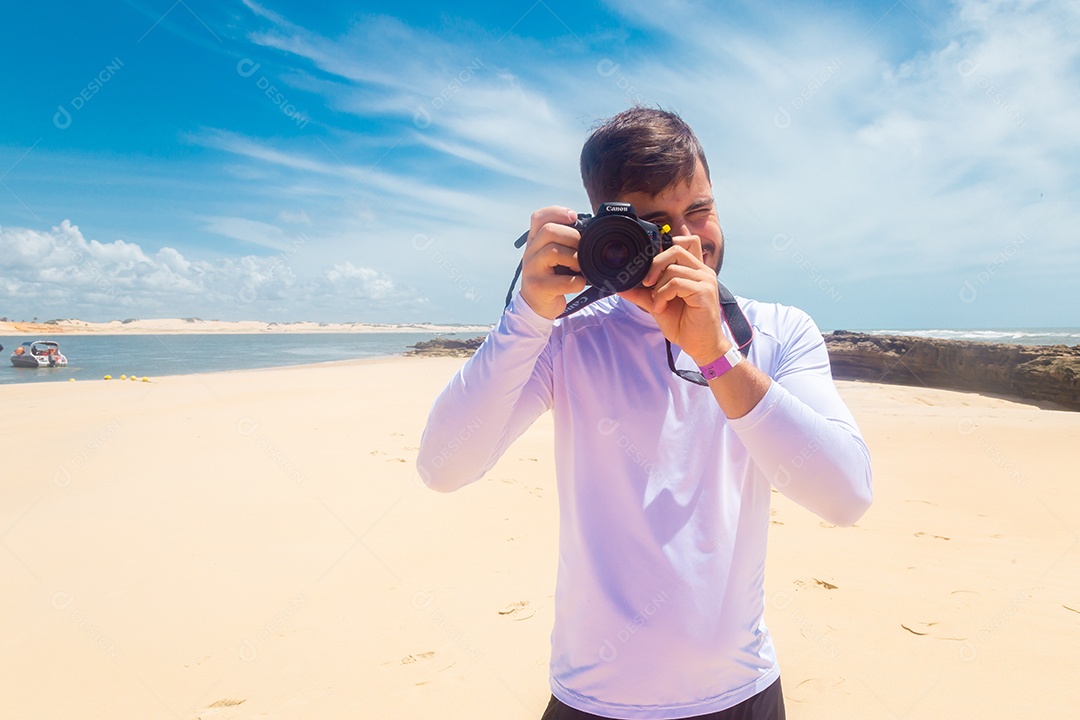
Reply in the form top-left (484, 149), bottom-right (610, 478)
top-left (418, 292), bottom-right (872, 719)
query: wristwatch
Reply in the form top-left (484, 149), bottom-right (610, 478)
top-left (697, 346), bottom-right (743, 380)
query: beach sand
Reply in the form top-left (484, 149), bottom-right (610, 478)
top-left (1, 358), bottom-right (1077, 718)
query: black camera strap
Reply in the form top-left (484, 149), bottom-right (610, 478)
top-left (502, 229), bottom-right (531, 310)
top-left (719, 281), bottom-right (753, 357)
top-left (665, 281), bottom-right (753, 387)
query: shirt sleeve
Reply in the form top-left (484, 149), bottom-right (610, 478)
top-left (726, 308), bottom-right (873, 526)
top-left (416, 292), bottom-right (556, 492)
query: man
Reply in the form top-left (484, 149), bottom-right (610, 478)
top-left (417, 107), bottom-right (872, 719)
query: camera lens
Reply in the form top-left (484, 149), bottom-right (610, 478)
top-left (578, 215), bottom-right (656, 292)
top-left (599, 240), bottom-right (630, 270)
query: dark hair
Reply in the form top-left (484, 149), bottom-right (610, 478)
top-left (580, 107), bottom-right (710, 209)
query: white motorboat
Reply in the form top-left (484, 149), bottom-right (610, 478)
top-left (10, 340), bottom-right (68, 368)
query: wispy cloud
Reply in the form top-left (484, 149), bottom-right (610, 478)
top-left (3, 0), bottom-right (1077, 327)
top-left (187, 0), bottom-right (1080, 325)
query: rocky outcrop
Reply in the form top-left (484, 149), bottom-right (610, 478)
top-left (405, 336), bottom-right (486, 358)
top-left (406, 332), bottom-right (1080, 410)
top-left (824, 331), bottom-right (1080, 410)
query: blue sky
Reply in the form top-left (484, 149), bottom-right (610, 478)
top-left (1, 0), bottom-right (1077, 328)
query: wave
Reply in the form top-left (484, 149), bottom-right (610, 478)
top-left (852, 329), bottom-right (1080, 346)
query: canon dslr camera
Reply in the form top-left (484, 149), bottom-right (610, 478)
top-left (560, 202), bottom-right (672, 293)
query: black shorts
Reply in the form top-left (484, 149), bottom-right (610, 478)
top-left (540, 677), bottom-right (785, 720)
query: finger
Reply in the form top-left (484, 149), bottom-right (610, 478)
top-left (642, 245), bottom-right (705, 287)
top-left (651, 255), bottom-right (717, 305)
top-left (649, 262), bottom-right (704, 293)
top-left (523, 221), bottom-right (581, 266)
top-left (651, 277), bottom-right (706, 314)
top-left (670, 226), bottom-right (704, 263)
top-left (527, 207), bottom-right (578, 247)
top-left (523, 230), bottom-right (582, 277)
top-left (672, 240), bottom-right (704, 264)
top-left (526, 241), bottom-right (581, 275)
top-left (526, 266), bottom-right (587, 299)
top-left (652, 274), bottom-right (717, 310)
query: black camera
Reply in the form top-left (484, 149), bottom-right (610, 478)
top-left (560, 202), bottom-right (672, 293)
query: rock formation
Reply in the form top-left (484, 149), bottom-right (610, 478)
top-left (407, 332), bottom-right (1080, 410)
top-left (824, 331), bottom-right (1080, 410)
top-left (405, 336), bottom-right (485, 358)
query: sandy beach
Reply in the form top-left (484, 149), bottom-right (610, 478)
top-left (2, 357), bottom-right (1077, 719)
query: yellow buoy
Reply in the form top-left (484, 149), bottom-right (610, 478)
top-left (104, 375), bottom-right (112, 380)
top-left (142, 377), bottom-right (150, 382)
top-left (69, 378), bottom-right (75, 382)
top-left (129, 375), bottom-right (137, 381)
top-left (120, 375), bottom-right (127, 380)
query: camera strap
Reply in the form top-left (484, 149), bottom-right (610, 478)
top-left (718, 282), bottom-right (753, 357)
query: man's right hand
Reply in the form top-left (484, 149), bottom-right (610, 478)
top-left (519, 206), bottom-right (588, 320)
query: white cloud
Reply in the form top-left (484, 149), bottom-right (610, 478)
top-left (201, 215), bottom-right (295, 250)
top-left (240, 5), bottom-right (584, 190)
top-left (10, 1), bottom-right (1076, 328)
top-left (277, 208), bottom-right (311, 225)
top-left (0, 220), bottom-right (413, 322)
top-left (197, 0), bottom-right (1080, 327)
top-left (323, 260), bottom-right (397, 299)
top-left (582, 0), bottom-right (1079, 327)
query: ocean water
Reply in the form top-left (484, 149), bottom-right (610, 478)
top-left (6, 327), bottom-right (1076, 387)
top-left (853, 328), bottom-right (1080, 346)
top-left (0, 331), bottom-right (486, 386)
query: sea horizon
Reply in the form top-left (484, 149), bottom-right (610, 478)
top-left (0, 331), bottom-right (482, 386)
top-left (840, 327), bottom-right (1080, 347)
top-left (4, 326), bottom-right (1077, 387)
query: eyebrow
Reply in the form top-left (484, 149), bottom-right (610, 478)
top-left (639, 196), bottom-right (715, 224)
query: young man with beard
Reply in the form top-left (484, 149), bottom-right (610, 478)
top-left (417, 107), bottom-right (872, 720)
